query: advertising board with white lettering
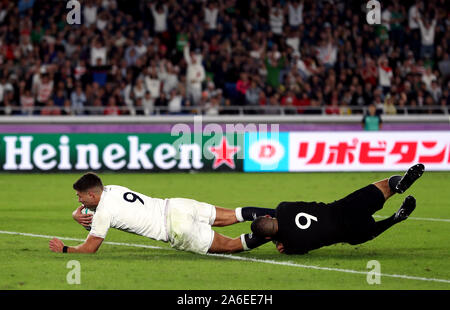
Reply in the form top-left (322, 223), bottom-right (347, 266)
top-left (2, 131), bottom-right (449, 172)
top-left (244, 131), bottom-right (450, 172)
top-left (0, 133), bottom-right (243, 172)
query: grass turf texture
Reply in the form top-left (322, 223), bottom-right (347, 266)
top-left (0, 172), bottom-right (449, 290)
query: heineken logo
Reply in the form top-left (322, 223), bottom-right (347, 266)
top-left (1, 134), bottom-right (241, 172)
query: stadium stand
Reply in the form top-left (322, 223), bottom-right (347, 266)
top-left (0, 0), bottom-right (448, 116)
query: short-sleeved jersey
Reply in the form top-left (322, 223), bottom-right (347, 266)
top-left (275, 201), bottom-right (345, 254)
top-left (89, 185), bottom-right (168, 241)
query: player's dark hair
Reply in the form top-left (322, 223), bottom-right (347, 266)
top-left (73, 172), bottom-right (104, 192)
top-left (251, 216), bottom-right (277, 237)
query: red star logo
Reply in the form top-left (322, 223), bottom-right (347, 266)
top-left (209, 137), bottom-right (240, 169)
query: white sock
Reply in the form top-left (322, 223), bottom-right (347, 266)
top-left (240, 234), bottom-right (249, 251)
top-left (235, 208), bottom-right (244, 222)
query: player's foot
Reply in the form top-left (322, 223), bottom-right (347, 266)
top-left (394, 195), bottom-right (416, 222)
top-left (395, 163), bottom-right (425, 194)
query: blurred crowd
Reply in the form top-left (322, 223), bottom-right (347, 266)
top-left (0, 0), bottom-right (449, 116)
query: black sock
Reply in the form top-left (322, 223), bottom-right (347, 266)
top-left (241, 233), bottom-right (270, 250)
top-left (388, 175), bottom-right (402, 192)
top-left (237, 207), bottom-right (276, 222)
top-left (371, 214), bottom-right (399, 239)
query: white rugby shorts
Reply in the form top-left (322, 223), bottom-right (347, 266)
top-left (166, 198), bottom-right (216, 254)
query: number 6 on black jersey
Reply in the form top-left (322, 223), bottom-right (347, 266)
top-left (295, 212), bottom-right (318, 230)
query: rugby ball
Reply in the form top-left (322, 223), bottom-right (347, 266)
top-left (81, 207), bottom-right (96, 216)
top-left (81, 207), bottom-right (95, 231)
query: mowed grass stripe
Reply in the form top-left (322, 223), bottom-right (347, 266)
top-left (2, 230), bottom-right (449, 285)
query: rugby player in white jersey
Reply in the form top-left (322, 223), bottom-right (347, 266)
top-left (49, 172), bottom-right (275, 254)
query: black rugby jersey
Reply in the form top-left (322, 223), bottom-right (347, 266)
top-left (275, 201), bottom-right (345, 254)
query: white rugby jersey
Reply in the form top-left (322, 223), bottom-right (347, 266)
top-left (89, 185), bottom-right (168, 241)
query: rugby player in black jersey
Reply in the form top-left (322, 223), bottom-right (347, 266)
top-left (245, 164), bottom-right (425, 254)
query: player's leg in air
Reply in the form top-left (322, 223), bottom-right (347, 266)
top-left (347, 163), bottom-right (424, 245)
top-left (373, 163), bottom-right (425, 200)
top-left (368, 195), bottom-right (417, 241)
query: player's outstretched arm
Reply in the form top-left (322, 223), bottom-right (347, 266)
top-left (49, 235), bottom-right (104, 254)
top-left (72, 205), bottom-right (93, 228)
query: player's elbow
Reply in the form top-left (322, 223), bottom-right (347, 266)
top-left (79, 242), bottom-right (102, 254)
top-left (82, 246), bottom-right (99, 254)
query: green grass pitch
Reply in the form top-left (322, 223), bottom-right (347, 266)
top-left (0, 172), bottom-right (449, 290)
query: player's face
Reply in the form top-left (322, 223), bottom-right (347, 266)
top-left (76, 190), bottom-right (97, 208)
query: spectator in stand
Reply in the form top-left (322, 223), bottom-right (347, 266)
top-left (389, 1), bottom-right (406, 46)
top-left (61, 99), bottom-right (72, 116)
top-left (383, 94), bottom-right (397, 115)
top-left (315, 29), bottom-right (338, 70)
top-left (124, 45), bottom-right (139, 67)
top-left (40, 99), bottom-right (61, 116)
top-left (203, 81), bottom-right (219, 102)
top-left (83, 0), bottom-right (98, 28)
top-left (424, 94), bottom-right (438, 114)
top-left (52, 88), bottom-right (66, 109)
top-left (34, 71), bottom-right (54, 111)
top-left (90, 38), bottom-right (107, 67)
top-left (417, 12), bottom-right (437, 59)
top-left (184, 43), bottom-right (205, 106)
top-left (264, 46), bottom-right (286, 89)
top-left (167, 89), bottom-right (183, 114)
top-left (159, 61), bottom-right (179, 96)
top-left (204, 95), bottom-right (220, 116)
top-left (150, 2), bottom-right (169, 37)
top-left (74, 59), bottom-right (87, 82)
top-left (144, 67), bottom-right (161, 103)
top-left (204, 1), bottom-right (221, 38)
top-left (269, 3), bottom-right (284, 40)
top-left (142, 91), bottom-right (155, 115)
top-left (70, 85), bottom-right (87, 116)
top-left (408, 0), bottom-right (422, 37)
top-left (0, 0), bottom-right (447, 117)
top-left (266, 93), bottom-right (281, 115)
top-left (378, 56), bottom-right (394, 95)
top-left (257, 89), bottom-right (268, 111)
top-left (20, 88), bottom-right (34, 115)
top-left (421, 67), bottom-right (437, 92)
top-left (134, 97), bottom-right (145, 115)
top-left (153, 90), bottom-right (168, 113)
top-left (281, 90), bottom-right (298, 113)
top-left (245, 80), bottom-right (262, 108)
top-left (121, 79), bottom-right (134, 112)
top-left (133, 78), bottom-right (146, 102)
top-left (360, 57), bottom-right (378, 87)
top-left (236, 73), bottom-right (250, 105)
top-left (287, 0), bottom-right (304, 30)
top-left (104, 96), bottom-right (120, 115)
top-left (429, 80), bottom-right (442, 103)
top-left (90, 97), bottom-right (104, 116)
top-left (293, 91), bottom-right (307, 114)
top-left (325, 96), bottom-right (340, 115)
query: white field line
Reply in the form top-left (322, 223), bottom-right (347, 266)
top-left (1, 230), bottom-right (449, 285)
top-left (373, 215), bottom-right (450, 223)
top-left (0, 230), bottom-right (165, 250)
